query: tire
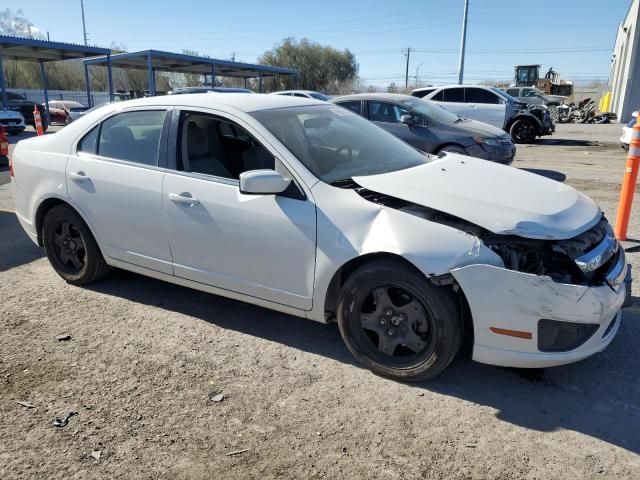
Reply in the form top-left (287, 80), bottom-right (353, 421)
top-left (42, 205), bottom-right (110, 285)
top-left (437, 144), bottom-right (467, 156)
top-left (337, 259), bottom-right (463, 381)
top-left (510, 118), bottom-right (538, 144)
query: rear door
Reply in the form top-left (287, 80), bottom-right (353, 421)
top-left (463, 87), bottom-right (507, 128)
top-left (429, 87), bottom-right (468, 117)
top-left (66, 108), bottom-right (173, 274)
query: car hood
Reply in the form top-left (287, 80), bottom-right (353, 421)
top-left (447, 118), bottom-right (508, 139)
top-left (352, 154), bottom-right (600, 240)
top-left (0, 109), bottom-right (24, 119)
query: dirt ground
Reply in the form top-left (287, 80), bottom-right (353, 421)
top-left (1, 124), bottom-right (639, 480)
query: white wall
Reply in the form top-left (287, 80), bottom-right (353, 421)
top-left (610, 0), bottom-right (640, 122)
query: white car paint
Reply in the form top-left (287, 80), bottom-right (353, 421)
top-left (0, 109), bottom-right (27, 132)
top-left (354, 157), bottom-right (600, 240)
top-left (10, 93), bottom-right (628, 372)
top-left (418, 85), bottom-right (507, 129)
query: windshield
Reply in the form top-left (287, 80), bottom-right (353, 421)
top-left (252, 104), bottom-right (429, 183)
top-left (309, 92), bottom-right (330, 101)
top-left (401, 98), bottom-right (459, 124)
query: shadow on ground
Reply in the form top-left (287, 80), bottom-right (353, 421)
top-left (0, 210), bottom-right (43, 271)
top-left (519, 168), bottom-right (567, 182)
top-left (536, 138), bottom-right (602, 147)
top-left (89, 268), bottom-right (640, 456)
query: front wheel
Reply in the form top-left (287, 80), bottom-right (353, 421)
top-left (510, 118), bottom-right (538, 144)
top-left (337, 260), bottom-right (463, 381)
top-left (42, 205), bottom-right (110, 285)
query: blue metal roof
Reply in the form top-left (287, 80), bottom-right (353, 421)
top-left (0, 35), bottom-right (110, 62)
top-left (84, 49), bottom-right (297, 78)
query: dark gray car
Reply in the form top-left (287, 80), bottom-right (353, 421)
top-left (332, 93), bottom-right (515, 164)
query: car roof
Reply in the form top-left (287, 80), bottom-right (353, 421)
top-left (273, 90), bottom-right (322, 95)
top-left (434, 84), bottom-right (496, 89)
top-left (332, 93), bottom-right (415, 103)
top-left (83, 93), bottom-right (325, 113)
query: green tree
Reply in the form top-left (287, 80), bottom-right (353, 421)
top-left (258, 38), bottom-right (358, 93)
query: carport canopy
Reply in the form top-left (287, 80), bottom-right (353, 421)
top-left (83, 49), bottom-right (299, 95)
top-left (0, 35), bottom-right (113, 121)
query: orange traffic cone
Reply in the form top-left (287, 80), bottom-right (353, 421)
top-left (614, 115), bottom-right (640, 240)
top-left (33, 105), bottom-right (44, 136)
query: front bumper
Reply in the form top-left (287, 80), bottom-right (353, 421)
top-left (451, 259), bottom-right (630, 368)
top-left (0, 120), bottom-right (26, 133)
top-left (466, 142), bottom-right (516, 165)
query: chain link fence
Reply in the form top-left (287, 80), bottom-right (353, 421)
top-left (5, 88), bottom-right (111, 107)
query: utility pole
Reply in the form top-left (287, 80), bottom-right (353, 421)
top-left (415, 62), bottom-right (424, 87)
top-left (231, 52), bottom-right (236, 62)
top-left (80, 0), bottom-right (88, 46)
top-left (405, 48), bottom-right (411, 88)
top-left (457, 0), bottom-right (469, 84)
top-left (46, 31), bottom-right (50, 41)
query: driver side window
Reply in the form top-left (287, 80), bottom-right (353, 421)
top-left (368, 101), bottom-right (410, 123)
top-left (177, 111), bottom-right (275, 180)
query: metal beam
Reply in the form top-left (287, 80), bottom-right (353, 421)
top-left (84, 61), bottom-right (92, 107)
top-left (147, 51), bottom-right (156, 96)
top-left (39, 60), bottom-right (50, 125)
top-left (0, 53), bottom-right (6, 109)
top-left (211, 64), bottom-right (216, 87)
top-left (259, 72), bottom-right (263, 93)
top-left (107, 53), bottom-right (114, 102)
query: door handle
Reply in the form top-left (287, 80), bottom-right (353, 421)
top-left (469, 105), bottom-right (477, 109)
top-left (168, 193), bottom-right (200, 206)
top-left (69, 171), bottom-right (90, 182)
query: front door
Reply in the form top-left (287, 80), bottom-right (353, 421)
top-left (366, 101), bottom-right (433, 151)
top-left (463, 87), bottom-right (507, 129)
top-left (162, 109), bottom-right (317, 310)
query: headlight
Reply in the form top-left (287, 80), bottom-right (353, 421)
top-left (473, 137), bottom-right (500, 147)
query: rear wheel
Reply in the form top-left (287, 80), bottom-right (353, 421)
top-left (42, 205), bottom-right (110, 285)
top-left (510, 118), bottom-right (538, 144)
top-left (337, 260), bottom-right (463, 381)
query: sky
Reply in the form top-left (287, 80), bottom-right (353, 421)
top-left (6, 0), bottom-right (633, 87)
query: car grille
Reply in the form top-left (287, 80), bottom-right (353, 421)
top-left (1, 119), bottom-right (19, 125)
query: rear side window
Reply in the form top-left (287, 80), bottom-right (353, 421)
top-left (97, 110), bottom-right (166, 166)
top-left (77, 125), bottom-right (99, 154)
top-left (465, 88), bottom-right (501, 104)
top-left (442, 88), bottom-right (465, 102)
top-left (412, 88), bottom-right (436, 98)
top-left (336, 101), bottom-right (362, 115)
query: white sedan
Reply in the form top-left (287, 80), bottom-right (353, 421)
top-left (11, 94), bottom-right (630, 380)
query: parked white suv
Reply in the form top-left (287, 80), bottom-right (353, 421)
top-left (11, 94), bottom-right (630, 380)
top-left (412, 85), bottom-right (555, 144)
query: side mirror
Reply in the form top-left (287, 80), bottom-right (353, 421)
top-left (400, 114), bottom-right (415, 125)
top-left (239, 169), bottom-right (291, 195)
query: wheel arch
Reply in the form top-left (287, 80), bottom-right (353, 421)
top-left (35, 197), bottom-right (101, 251)
top-left (505, 113), bottom-right (542, 134)
top-left (323, 251), bottom-right (475, 356)
top-left (434, 142), bottom-right (467, 155)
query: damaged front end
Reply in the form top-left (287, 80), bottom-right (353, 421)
top-left (340, 180), bottom-right (631, 367)
top-left (484, 215), bottom-right (629, 291)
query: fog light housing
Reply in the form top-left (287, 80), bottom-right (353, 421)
top-left (537, 320), bottom-right (599, 352)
